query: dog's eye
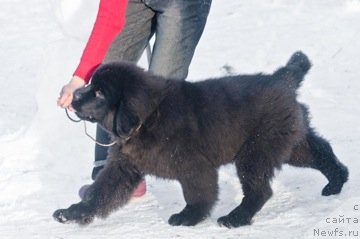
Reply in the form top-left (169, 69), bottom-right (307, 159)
top-left (95, 90), bottom-right (104, 99)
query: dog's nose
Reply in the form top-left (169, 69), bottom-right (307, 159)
top-left (73, 90), bottom-right (81, 101)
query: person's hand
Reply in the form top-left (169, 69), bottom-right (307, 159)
top-left (57, 75), bottom-right (86, 109)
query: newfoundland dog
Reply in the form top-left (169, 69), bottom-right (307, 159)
top-left (53, 52), bottom-right (348, 228)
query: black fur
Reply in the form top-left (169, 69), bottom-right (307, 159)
top-left (53, 52), bottom-right (348, 228)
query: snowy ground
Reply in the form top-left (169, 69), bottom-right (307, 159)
top-left (0, 0), bottom-right (359, 238)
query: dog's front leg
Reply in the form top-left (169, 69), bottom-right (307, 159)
top-left (168, 168), bottom-right (218, 226)
top-left (53, 155), bottom-right (143, 225)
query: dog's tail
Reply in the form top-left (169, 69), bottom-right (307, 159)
top-left (273, 51), bottom-right (311, 89)
top-left (286, 51), bottom-right (311, 74)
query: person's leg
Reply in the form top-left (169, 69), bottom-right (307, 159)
top-left (146, 0), bottom-right (212, 79)
top-left (103, 0), bottom-right (155, 64)
top-left (92, 125), bottom-right (111, 180)
top-left (91, 0), bottom-right (155, 188)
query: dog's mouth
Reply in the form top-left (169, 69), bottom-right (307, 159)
top-left (75, 111), bottom-right (98, 123)
top-left (71, 100), bottom-right (98, 123)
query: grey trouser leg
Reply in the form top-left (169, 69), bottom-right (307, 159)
top-left (148, 0), bottom-right (212, 79)
top-left (103, 0), bottom-right (155, 64)
top-left (94, 0), bottom-right (212, 177)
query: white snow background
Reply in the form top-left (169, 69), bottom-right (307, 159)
top-left (0, 0), bottom-right (359, 238)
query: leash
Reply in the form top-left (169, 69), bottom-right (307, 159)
top-left (65, 108), bottom-right (81, 122)
top-left (64, 108), bottom-right (116, 147)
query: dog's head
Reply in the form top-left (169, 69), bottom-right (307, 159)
top-left (71, 62), bottom-right (169, 139)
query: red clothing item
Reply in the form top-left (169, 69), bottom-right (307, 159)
top-left (73, 0), bottom-right (128, 83)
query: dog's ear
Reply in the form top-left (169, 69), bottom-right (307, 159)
top-left (115, 102), bottom-right (140, 138)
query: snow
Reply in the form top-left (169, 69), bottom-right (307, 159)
top-left (0, 0), bottom-right (359, 238)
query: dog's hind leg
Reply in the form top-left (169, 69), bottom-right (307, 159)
top-left (217, 165), bottom-right (273, 228)
top-left (287, 130), bottom-right (348, 196)
top-left (217, 130), bottom-right (292, 228)
top-left (168, 166), bottom-right (218, 226)
top-left (53, 156), bottom-right (143, 225)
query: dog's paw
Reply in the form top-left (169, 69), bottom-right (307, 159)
top-left (322, 182), bottom-right (344, 196)
top-left (53, 209), bottom-right (71, 224)
top-left (322, 166), bottom-right (348, 196)
top-left (217, 214), bottom-right (251, 228)
top-left (168, 212), bottom-right (205, 226)
top-left (53, 203), bottom-right (94, 225)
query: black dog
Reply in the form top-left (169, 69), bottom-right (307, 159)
top-left (53, 52), bottom-right (348, 228)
